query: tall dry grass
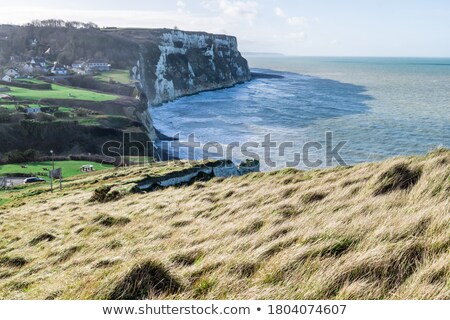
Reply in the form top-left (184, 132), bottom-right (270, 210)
top-left (0, 149), bottom-right (448, 299)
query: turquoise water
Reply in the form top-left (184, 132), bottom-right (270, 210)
top-left (151, 57), bottom-right (450, 170)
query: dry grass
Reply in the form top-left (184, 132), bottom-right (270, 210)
top-left (0, 149), bottom-right (448, 299)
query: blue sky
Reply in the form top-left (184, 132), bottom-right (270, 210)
top-left (1, 0), bottom-right (450, 56)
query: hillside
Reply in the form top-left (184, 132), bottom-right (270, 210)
top-left (0, 79), bottom-right (148, 156)
top-left (0, 149), bottom-right (448, 299)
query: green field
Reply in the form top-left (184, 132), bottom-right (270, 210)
top-left (94, 69), bottom-right (131, 84)
top-left (0, 160), bottom-right (114, 179)
top-left (0, 198), bottom-right (11, 207)
top-left (5, 83), bottom-right (118, 102)
top-left (0, 104), bottom-right (17, 110)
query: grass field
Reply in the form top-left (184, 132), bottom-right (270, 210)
top-left (0, 160), bottom-right (113, 179)
top-left (5, 84), bottom-right (117, 102)
top-left (0, 149), bottom-right (448, 299)
top-left (94, 69), bottom-right (131, 84)
top-left (0, 104), bottom-right (17, 110)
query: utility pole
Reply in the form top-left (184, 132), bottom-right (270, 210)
top-left (50, 150), bottom-right (54, 192)
top-left (51, 150), bottom-right (55, 171)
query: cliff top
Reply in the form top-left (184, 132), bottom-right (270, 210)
top-left (0, 24), bottom-right (239, 67)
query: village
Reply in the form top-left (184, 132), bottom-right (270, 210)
top-left (1, 54), bottom-right (111, 82)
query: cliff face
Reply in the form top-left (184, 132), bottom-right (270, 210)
top-left (131, 30), bottom-right (251, 106)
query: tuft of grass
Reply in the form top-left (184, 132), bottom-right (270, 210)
top-left (273, 204), bottom-right (299, 218)
top-left (107, 239), bottom-right (123, 250)
top-left (107, 260), bottom-right (181, 300)
top-left (228, 261), bottom-right (259, 278)
top-left (56, 246), bottom-right (82, 263)
top-left (373, 163), bottom-right (422, 195)
top-left (8, 281), bottom-right (32, 292)
top-left (171, 220), bottom-right (192, 228)
top-left (29, 232), bottom-right (56, 246)
top-left (301, 191), bottom-right (327, 203)
top-left (320, 241), bottom-right (426, 298)
top-left (170, 251), bottom-right (204, 266)
top-left (94, 214), bottom-right (131, 227)
top-left (239, 220), bottom-right (265, 235)
top-left (194, 277), bottom-right (216, 297)
top-left (95, 259), bottom-right (121, 268)
top-left (312, 237), bottom-right (358, 258)
top-left (0, 256), bottom-right (28, 268)
top-left (90, 186), bottom-right (123, 203)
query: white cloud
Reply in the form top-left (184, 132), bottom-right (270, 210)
top-left (274, 7), bottom-right (286, 18)
top-left (274, 7), bottom-right (308, 27)
top-left (218, 0), bottom-right (258, 24)
top-left (0, 6), bottom-right (223, 32)
top-left (176, 1), bottom-right (186, 13)
top-left (287, 16), bottom-right (307, 26)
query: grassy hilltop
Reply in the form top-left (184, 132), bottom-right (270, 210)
top-left (0, 150), bottom-right (448, 300)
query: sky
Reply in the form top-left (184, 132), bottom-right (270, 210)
top-left (1, 0), bottom-right (450, 57)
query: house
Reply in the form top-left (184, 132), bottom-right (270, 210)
top-left (51, 62), bottom-right (69, 75)
top-left (72, 60), bottom-right (84, 69)
top-left (31, 57), bottom-right (47, 68)
top-left (83, 60), bottom-right (111, 72)
top-left (80, 165), bottom-right (95, 172)
top-left (20, 63), bottom-right (35, 75)
top-left (1, 75), bottom-right (12, 82)
top-left (5, 68), bottom-right (20, 78)
top-left (26, 107), bottom-right (41, 114)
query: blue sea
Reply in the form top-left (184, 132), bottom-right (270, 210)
top-left (151, 57), bottom-right (450, 170)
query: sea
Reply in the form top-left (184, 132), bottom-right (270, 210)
top-left (151, 57), bottom-right (450, 171)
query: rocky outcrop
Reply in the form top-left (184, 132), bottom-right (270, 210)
top-left (132, 30), bottom-right (251, 106)
top-left (136, 160), bottom-right (259, 192)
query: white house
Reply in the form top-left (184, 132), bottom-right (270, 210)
top-left (83, 60), bottom-right (111, 72)
top-left (72, 60), bottom-right (84, 69)
top-left (51, 62), bottom-right (69, 75)
top-left (5, 68), bottom-right (20, 78)
top-left (1, 75), bottom-right (12, 82)
top-left (26, 107), bottom-right (41, 114)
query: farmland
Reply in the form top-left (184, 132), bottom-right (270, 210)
top-left (3, 81), bottom-right (118, 102)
